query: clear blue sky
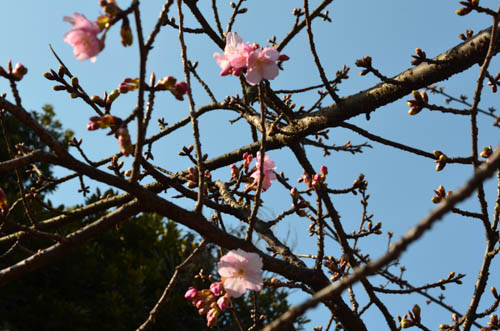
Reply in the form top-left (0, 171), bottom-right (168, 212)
top-left (0, 1), bottom-right (499, 329)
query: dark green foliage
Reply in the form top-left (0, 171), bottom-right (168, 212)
top-left (0, 104), bottom-right (73, 197)
top-left (0, 191), bottom-right (212, 330)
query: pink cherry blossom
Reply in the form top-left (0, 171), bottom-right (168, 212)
top-left (247, 153), bottom-right (277, 192)
top-left (225, 33), bottom-right (252, 70)
top-left (64, 13), bottom-right (103, 62)
top-left (217, 249), bottom-right (263, 298)
top-left (213, 32), bottom-right (252, 76)
top-left (213, 53), bottom-right (232, 76)
top-left (245, 47), bottom-right (280, 86)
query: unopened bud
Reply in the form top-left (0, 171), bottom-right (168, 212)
top-left (53, 85), bottom-right (67, 91)
top-left (456, 7), bottom-right (472, 16)
top-left (43, 72), bottom-right (55, 80)
top-left (71, 76), bottom-right (79, 88)
top-left (12, 63), bottom-right (28, 80)
top-left (492, 286), bottom-right (498, 298)
top-left (107, 89), bottom-right (120, 104)
top-left (120, 18), bottom-right (133, 47)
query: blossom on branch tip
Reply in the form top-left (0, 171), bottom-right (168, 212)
top-left (246, 153), bottom-right (277, 192)
top-left (246, 47), bottom-right (280, 86)
top-left (213, 32), bottom-right (252, 76)
top-left (214, 32), bottom-right (288, 85)
top-left (64, 13), bottom-right (103, 62)
top-left (217, 248), bottom-right (263, 298)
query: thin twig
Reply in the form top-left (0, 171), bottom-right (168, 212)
top-left (136, 240), bottom-right (207, 330)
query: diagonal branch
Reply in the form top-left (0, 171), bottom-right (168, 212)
top-left (263, 146), bottom-right (500, 331)
top-left (199, 23), bottom-right (500, 172)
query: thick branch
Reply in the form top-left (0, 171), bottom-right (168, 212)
top-left (201, 23), bottom-right (500, 172)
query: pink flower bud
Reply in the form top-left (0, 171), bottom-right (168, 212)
top-left (217, 294), bottom-right (230, 310)
top-left (195, 298), bottom-right (205, 309)
top-left (209, 282), bottom-right (223, 296)
top-left (320, 165), bottom-right (328, 176)
top-left (290, 187), bottom-right (299, 199)
top-left (230, 164), bottom-right (239, 179)
top-left (118, 78), bottom-right (139, 94)
top-left (312, 173), bottom-right (322, 189)
top-left (184, 287), bottom-right (198, 300)
top-left (87, 116), bottom-right (101, 130)
top-left (278, 54), bottom-right (290, 61)
top-left (12, 63), bottom-right (28, 80)
top-left (116, 127), bottom-right (133, 156)
top-left (301, 173), bottom-right (311, 188)
top-left (171, 81), bottom-right (190, 101)
top-left (155, 76), bottom-right (176, 91)
top-left (242, 152), bottom-right (253, 170)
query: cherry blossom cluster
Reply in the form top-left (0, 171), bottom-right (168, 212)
top-left (118, 76), bottom-right (190, 101)
top-left (64, 13), bottom-right (104, 62)
top-left (87, 114), bottom-right (132, 156)
top-left (214, 32), bottom-right (289, 86)
top-left (185, 166), bottom-right (212, 189)
top-left (185, 249), bottom-right (263, 328)
top-left (230, 152), bottom-right (277, 193)
top-left (298, 165), bottom-right (328, 191)
top-left (184, 282), bottom-right (230, 328)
